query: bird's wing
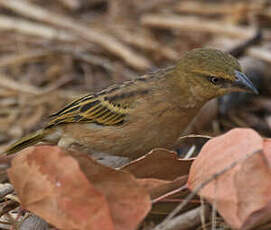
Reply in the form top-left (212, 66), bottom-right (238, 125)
top-left (46, 66), bottom-right (175, 128)
top-left (47, 93), bottom-right (130, 127)
top-left (47, 78), bottom-right (152, 127)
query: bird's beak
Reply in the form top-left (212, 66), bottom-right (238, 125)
top-left (233, 70), bottom-right (259, 95)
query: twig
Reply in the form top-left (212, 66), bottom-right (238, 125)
top-left (184, 145), bottom-right (196, 159)
top-left (0, 184), bottom-right (13, 199)
top-left (153, 205), bottom-right (210, 230)
top-left (0, 16), bottom-right (74, 42)
top-left (211, 195), bottom-right (217, 230)
top-left (141, 14), bottom-right (255, 39)
top-left (19, 214), bottom-right (48, 230)
top-left (247, 47), bottom-right (271, 64)
top-left (178, 134), bottom-right (212, 142)
top-left (56, 0), bottom-right (81, 10)
top-left (0, 73), bottom-right (70, 95)
top-left (48, 46), bottom-right (115, 72)
top-left (136, 0), bottom-right (176, 12)
top-left (176, 1), bottom-right (234, 15)
top-left (112, 27), bottom-right (178, 60)
top-left (260, 7), bottom-right (271, 20)
top-left (0, 74), bottom-right (43, 95)
top-left (175, 1), bottom-right (262, 16)
top-left (0, 49), bottom-right (51, 68)
top-left (0, 0), bottom-right (151, 70)
top-left (152, 184), bottom-right (187, 204)
top-left (228, 29), bottom-right (262, 58)
top-left (200, 197), bottom-right (207, 230)
top-left (153, 149), bottom-right (262, 230)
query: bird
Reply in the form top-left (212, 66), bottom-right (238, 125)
top-left (3, 48), bottom-right (258, 158)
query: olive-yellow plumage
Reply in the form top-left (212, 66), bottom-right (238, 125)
top-left (4, 48), bottom-right (258, 157)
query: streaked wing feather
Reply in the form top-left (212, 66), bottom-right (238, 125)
top-left (47, 72), bottom-right (161, 128)
top-left (47, 95), bottom-right (129, 127)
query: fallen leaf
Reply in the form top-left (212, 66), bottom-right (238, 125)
top-left (240, 139), bottom-right (271, 230)
top-left (188, 128), bottom-right (271, 229)
top-left (241, 201), bottom-right (271, 230)
top-left (120, 148), bottom-right (194, 218)
top-left (121, 148), bottom-right (194, 180)
top-left (137, 176), bottom-right (187, 200)
top-left (8, 146), bottom-right (151, 230)
top-left (8, 146), bottom-right (114, 230)
top-left (136, 178), bottom-right (170, 195)
top-left (140, 176), bottom-right (193, 216)
top-left (69, 150), bottom-right (151, 230)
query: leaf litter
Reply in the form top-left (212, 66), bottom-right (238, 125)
top-left (1, 0), bottom-right (271, 229)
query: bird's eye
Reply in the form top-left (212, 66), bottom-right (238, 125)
top-left (208, 76), bottom-right (221, 85)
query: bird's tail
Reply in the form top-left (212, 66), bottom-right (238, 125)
top-left (3, 129), bottom-right (48, 155)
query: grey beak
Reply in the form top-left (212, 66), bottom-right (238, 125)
top-left (233, 70), bottom-right (259, 95)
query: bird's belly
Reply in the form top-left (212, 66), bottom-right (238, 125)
top-left (59, 107), bottom-right (197, 158)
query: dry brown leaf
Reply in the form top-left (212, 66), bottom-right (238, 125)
top-left (141, 176), bottom-right (194, 217)
top-left (240, 139), bottom-right (271, 230)
top-left (69, 150), bottom-right (151, 230)
top-left (8, 146), bottom-right (114, 230)
top-left (136, 178), bottom-right (170, 195)
top-left (8, 146), bottom-right (151, 230)
top-left (137, 176), bottom-right (187, 200)
top-left (188, 128), bottom-right (271, 229)
top-left (121, 148), bottom-right (193, 217)
top-left (121, 148), bottom-right (194, 180)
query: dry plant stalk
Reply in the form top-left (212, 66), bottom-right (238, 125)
top-left (155, 205), bottom-right (211, 230)
top-left (141, 14), bottom-right (256, 39)
top-left (175, 1), bottom-right (263, 16)
top-left (0, 15), bottom-right (75, 41)
top-left (0, 0), bottom-right (151, 70)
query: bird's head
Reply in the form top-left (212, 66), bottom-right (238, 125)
top-left (174, 48), bottom-right (258, 101)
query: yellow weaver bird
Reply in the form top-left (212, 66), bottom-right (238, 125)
top-left (4, 48), bottom-right (258, 158)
